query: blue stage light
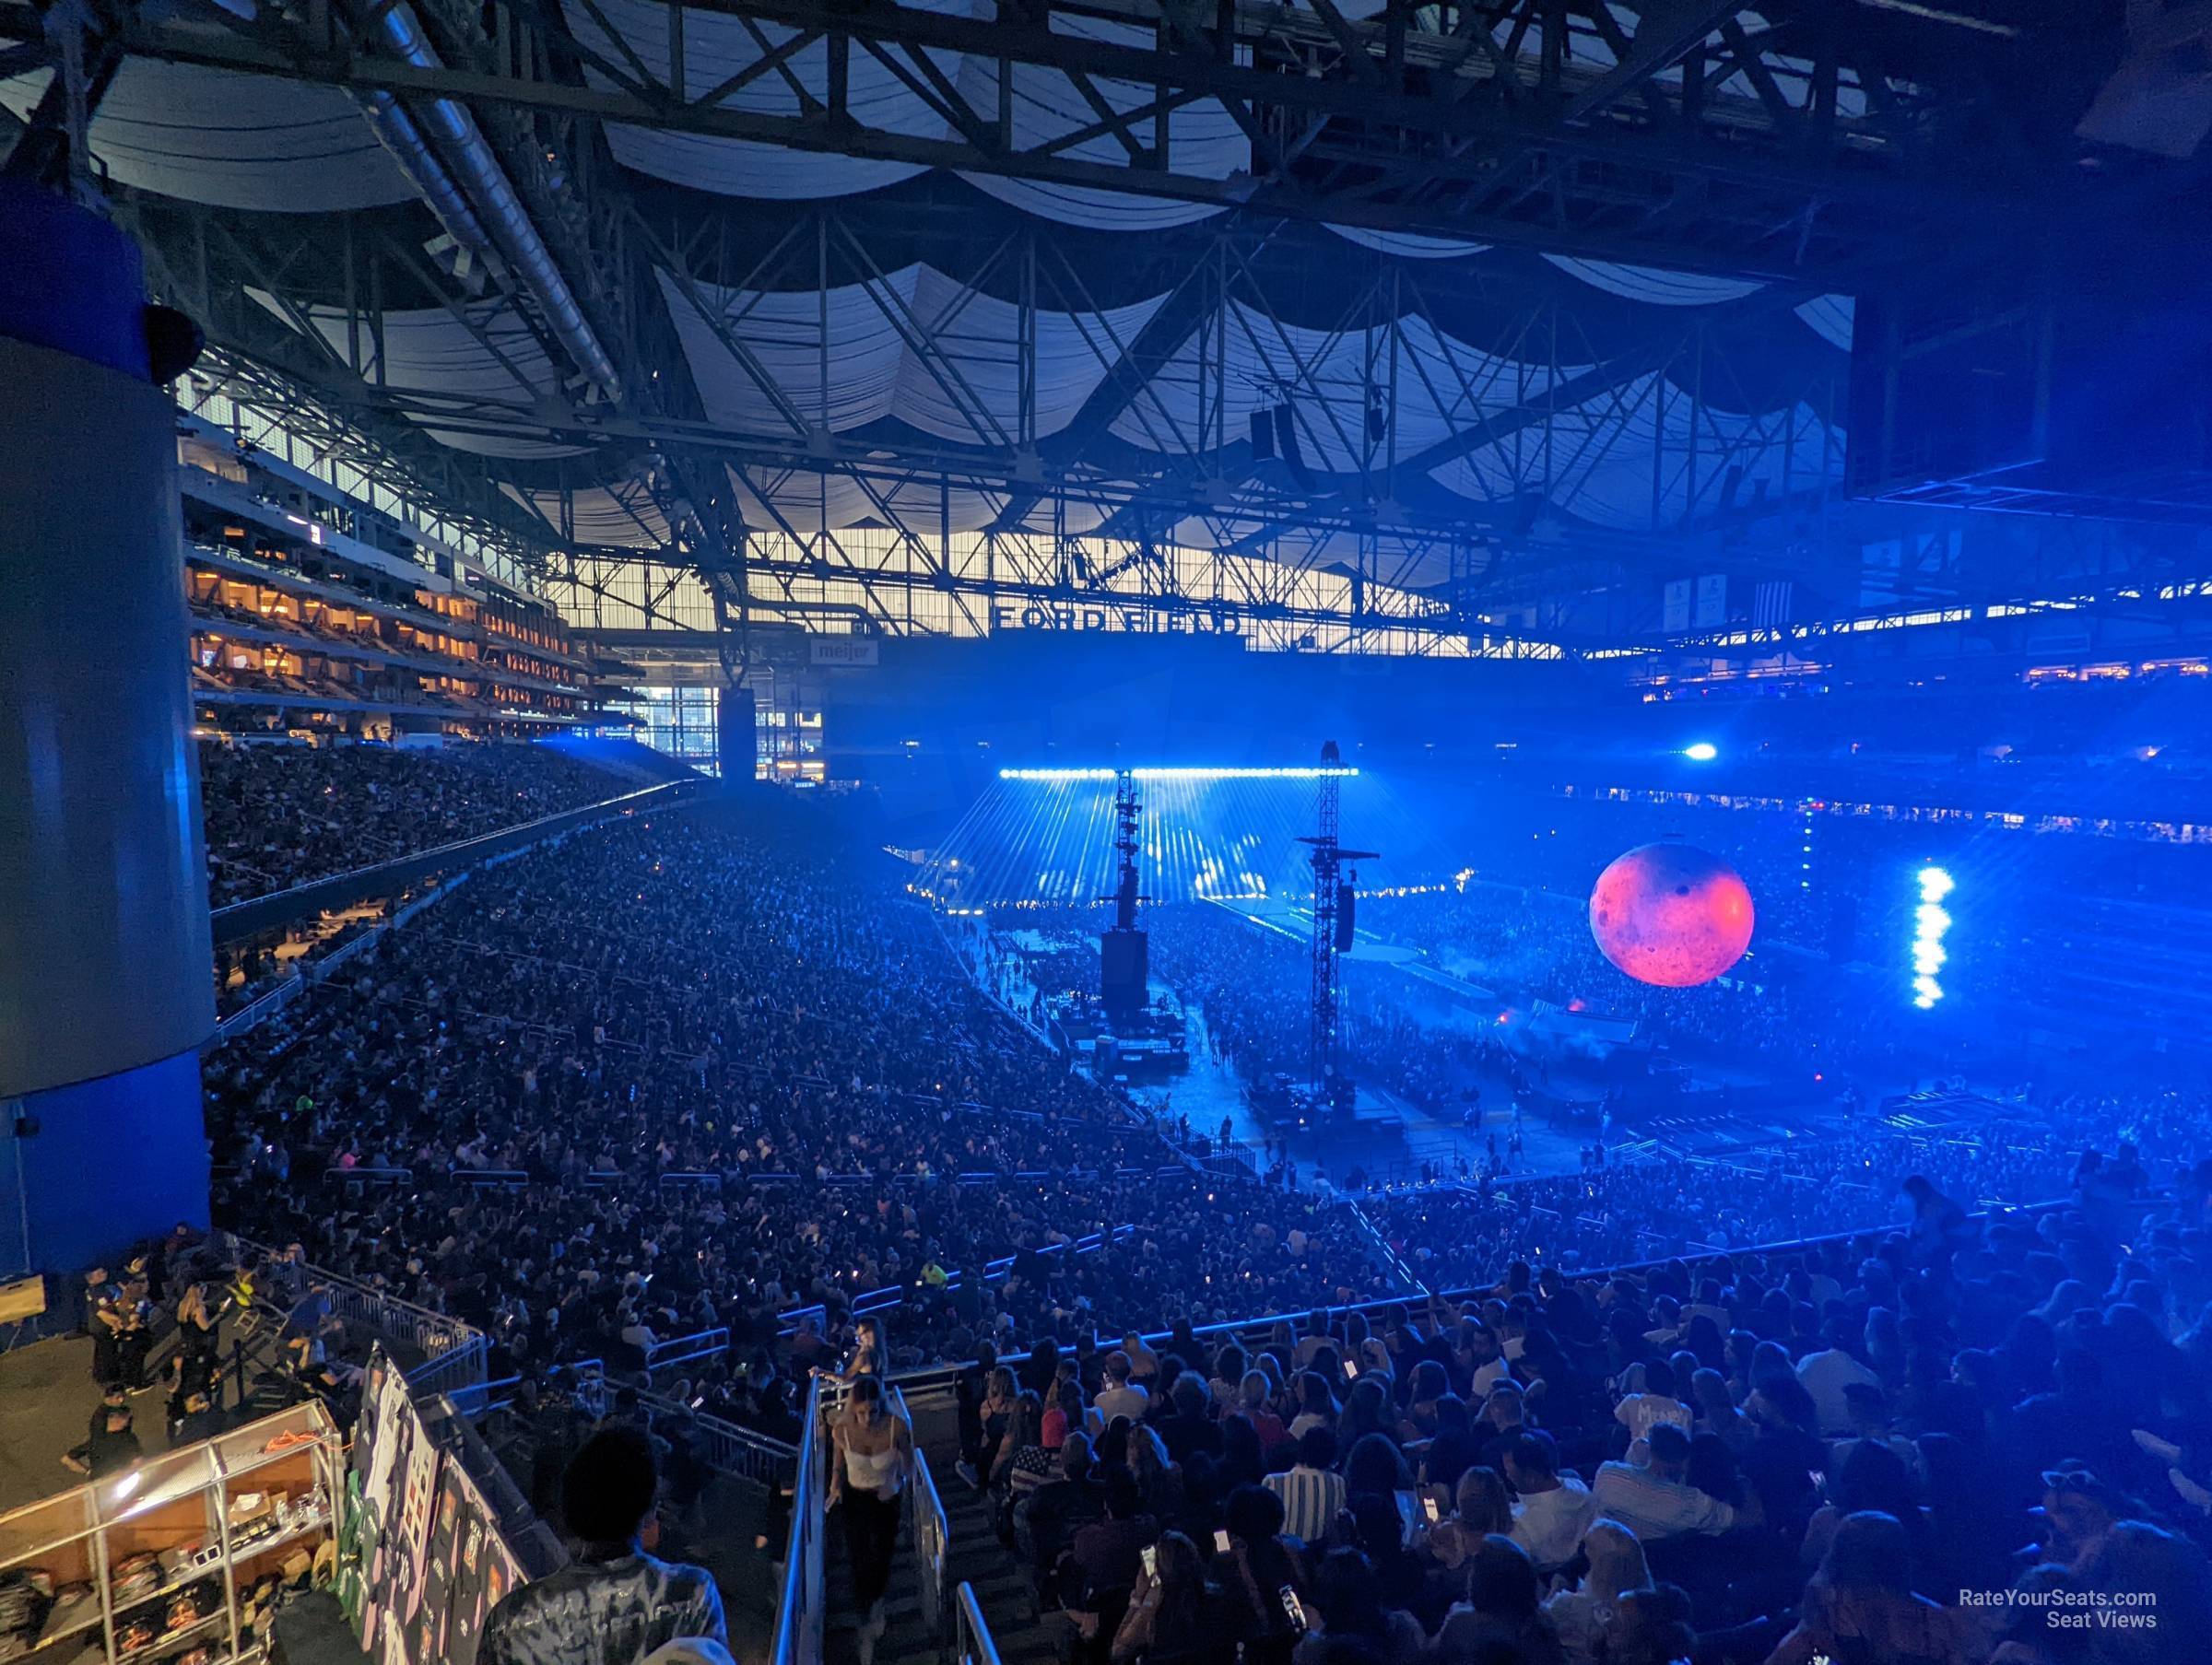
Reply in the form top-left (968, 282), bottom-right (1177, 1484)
top-left (1911, 865), bottom-right (1954, 1008)
top-left (1681, 742), bottom-right (1719, 762)
top-left (997, 766), bottom-right (1359, 781)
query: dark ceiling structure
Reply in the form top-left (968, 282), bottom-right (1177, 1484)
top-left (3, 0), bottom-right (2202, 653)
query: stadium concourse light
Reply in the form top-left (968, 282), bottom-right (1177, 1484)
top-left (996, 766), bottom-right (1359, 781)
top-left (1912, 865), bottom-right (1955, 1009)
top-left (1682, 742), bottom-right (1720, 761)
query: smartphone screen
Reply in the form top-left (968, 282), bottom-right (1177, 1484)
top-left (1279, 1586), bottom-right (1307, 1633)
top-left (1214, 1529), bottom-right (1232, 1555)
top-left (1342, 1359), bottom-right (1358, 1380)
top-left (1141, 1545), bottom-right (1157, 1577)
top-left (1422, 1495), bottom-right (1441, 1522)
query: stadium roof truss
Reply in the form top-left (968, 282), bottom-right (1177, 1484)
top-left (0, 0), bottom-right (2147, 653)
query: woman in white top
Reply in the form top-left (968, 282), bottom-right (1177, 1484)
top-left (1542, 1518), bottom-right (1652, 1664)
top-left (830, 1377), bottom-right (913, 1665)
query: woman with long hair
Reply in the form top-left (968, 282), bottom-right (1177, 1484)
top-left (1541, 1519), bottom-right (1651, 1663)
top-left (1210, 1344), bottom-right (1249, 1410)
top-left (1218, 1485), bottom-right (1309, 1665)
top-left (1288, 1371), bottom-right (1337, 1440)
top-left (1799, 1437), bottom-right (1922, 1573)
top-left (1336, 1378), bottom-right (1393, 1449)
top-left (998, 1389), bottom-right (1052, 1501)
top-left (829, 1376), bottom-right (913, 1665)
top-left (1127, 1424), bottom-right (1188, 1528)
top-left (1432, 1536), bottom-right (1565, 1665)
top-left (817, 1313), bottom-right (887, 1385)
top-left (1292, 1546), bottom-right (1424, 1665)
top-left (1112, 1530), bottom-right (1214, 1664)
top-left (1455, 1468), bottom-right (1513, 1538)
top-left (1042, 1378), bottom-right (1085, 1450)
top-left (1342, 1430), bottom-right (1413, 1503)
top-left (1426, 1467), bottom-right (1513, 1576)
top-left (1761, 1510), bottom-right (1966, 1665)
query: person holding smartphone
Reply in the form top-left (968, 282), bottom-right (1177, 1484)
top-left (1070, 1474), bottom-right (1159, 1612)
top-left (1110, 1530), bottom-right (1211, 1663)
top-left (1217, 1486), bottom-right (1309, 1665)
top-left (1290, 1546), bottom-right (1427, 1665)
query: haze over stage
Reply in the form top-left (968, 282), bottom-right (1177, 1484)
top-left (922, 764), bottom-right (1441, 909)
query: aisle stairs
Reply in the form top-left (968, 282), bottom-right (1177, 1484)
top-left (815, 1390), bottom-right (1061, 1665)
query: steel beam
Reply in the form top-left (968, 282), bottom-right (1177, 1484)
top-left (0, 0), bottom-right (2081, 279)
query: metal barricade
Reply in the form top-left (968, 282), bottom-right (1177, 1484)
top-left (632, 1385), bottom-right (798, 1489)
top-left (224, 1231), bottom-right (488, 1393)
top-left (912, 1444), bottom-right (950, 1645)
top-left (404, 1331), bottom-right (490, 1399)
top-left (771, 1377), bottom-right (829, 1665)
top-left (644, 1327), bottom-right (730, 1375)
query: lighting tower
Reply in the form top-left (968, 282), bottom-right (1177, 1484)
top-left (1097, 768), bottom-right (1151, 1025)
top-left (1298, 741), bottom-right (1377, 1109)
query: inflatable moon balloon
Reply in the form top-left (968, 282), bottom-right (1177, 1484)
top-left (1589, 842), bottom-right (1755, 989)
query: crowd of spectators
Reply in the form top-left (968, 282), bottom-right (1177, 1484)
top-left (201, 787), bottom-right (2212, 1397)
top-left (170, 751), bottom-right (2212, 1665)
top-left (944, 1167), bottom-right (2212, 1665)
top-left (196, 738), bottom-right (634, 906)
top-left (201, 800), bottom-right (1409, 1393)
top-left (1359, 1091), bottom-right (2208, 1292)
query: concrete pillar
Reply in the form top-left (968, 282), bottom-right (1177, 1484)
top-left (0, 181), bottom-right (214, 1273)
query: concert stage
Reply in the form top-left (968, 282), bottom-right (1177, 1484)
top-left (1206, 894), bottom-right (1420, 966)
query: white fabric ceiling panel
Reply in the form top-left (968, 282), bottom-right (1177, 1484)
top-left (1105, 300), bottom-right (1335, 463)
top-left (1539, 255), bottom-right (1764, 306)
top-left (1794, 294), bottom-right (1855, 351)
top-left (659, 264), bottom-right (919, 436)
top-left (1434, 372), bottom-right (1841, 530)
top-left (889, 267), bottom-right (1168, 444)
top-left (247, 290), bottom-right (587, 458)
top-left (660, 264), bottom-right (1170, 444)
top-left (1325, 225), bottom-right (1491, 260)
top-left (726, 465), bottom-right (1015, 535)
top-left (1391, 315), bottom-right (1580, 459)
top-left (562, 0), bottom-right (959, 197)
top-left (507, 483), bottom-right (672, 548)
top-left (1111, 303), bottom-right (1574, 474)
top-left (1, 61), bottom-right (413, 212)
top-left (952, 12), bottom-right (1247, 229)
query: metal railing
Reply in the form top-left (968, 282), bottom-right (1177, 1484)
top-left (223, 1231), bottom-right (488, 1392)
top-left (771, 1375), bottom-right (829, 1665)
top-left (405, 1331), bottom-right (491, 1398)
top-left (912, 1441), bottom-right (950, 1645)
top-left (882, 1196), bottom-right (2076, 1413)
top-left (208, 778), bottom-right (703, 944)
top-left (547, 1356), bottom-right (795, 1488)
top-left (322, 1166), bottom-right (414, 1187)
top-left (795, 1224), bottom-right (1140, 1329)
top-left (639, 1386), bottom-right (799, 1489)
top-left (954, 1581), bottom-right (1002, 1665)
top-left (644, 1327), bottom-right (729, 1374)
top-left (1347, 1199), bottom-right (1426, 1296)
